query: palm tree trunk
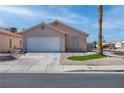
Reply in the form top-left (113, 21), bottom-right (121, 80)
top-left (97, 5), bottom-right (103, 55)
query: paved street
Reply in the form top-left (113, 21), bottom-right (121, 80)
top-left (1, 73), bottom-right (124, 88)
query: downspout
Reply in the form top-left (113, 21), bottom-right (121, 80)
top-left (65, 34), bottom-right (67, 52)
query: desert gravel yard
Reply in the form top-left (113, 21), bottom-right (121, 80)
top-left (60, 53), bottom-right (124, 66)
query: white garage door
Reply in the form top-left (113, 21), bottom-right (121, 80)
top-left (26, 37), bottom-right (60, 52)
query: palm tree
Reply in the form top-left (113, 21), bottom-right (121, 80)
top-left (97, 5), bottom-right (103, 55)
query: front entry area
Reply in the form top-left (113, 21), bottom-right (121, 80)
top-left (26, 37), bottom-right (60, 52)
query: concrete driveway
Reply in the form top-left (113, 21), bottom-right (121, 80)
top-left (0, 53), bottom-right (64, 73)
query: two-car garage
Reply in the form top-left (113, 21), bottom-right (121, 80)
top-left (26, 37), bottom-right (60, 52)
top-left (21, 22), bottom-right (66, 52)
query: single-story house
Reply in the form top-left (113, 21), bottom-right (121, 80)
top-left (0, 27), bottom-right (22, 53)
top-left (20, 20), bottom-right (88, 52)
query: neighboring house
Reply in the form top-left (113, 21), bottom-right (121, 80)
top-left (115, 42), bottom-right (122, 48)
top-left (108, 40), bottom-right (124, 49)
top-left (0, 27), bottom-right (22, 53)
top-left (20, 20), bottom-right (88, 52)
top-left (115, 40), bottom-right (124, 49)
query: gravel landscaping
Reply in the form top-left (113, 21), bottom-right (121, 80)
top-left (60, 52), bottom-right (124, 66)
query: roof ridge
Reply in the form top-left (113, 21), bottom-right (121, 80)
top-left (19, 22), bottom-right (46, 34)
top-left (20, 21), bottom-right (66, 35)
top-left (48, 25), bottom-right (67, 34)
top-left (49, 20), bottom-right (89, 36)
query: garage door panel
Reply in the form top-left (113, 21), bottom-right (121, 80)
top-left (27, 37), bottom-right (60, 52)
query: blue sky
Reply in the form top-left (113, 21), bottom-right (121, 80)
top-left (0, 5), bottom-right (124, 42)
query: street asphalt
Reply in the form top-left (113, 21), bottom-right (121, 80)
top-left (1, 73), bottom-right (124, 88)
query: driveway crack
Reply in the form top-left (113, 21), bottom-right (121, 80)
top-left (45, 65), bottom-right (48, 73)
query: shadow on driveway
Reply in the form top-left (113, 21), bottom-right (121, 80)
top-left (0, 56), bottom-right (17, 62)
top-left (0, 53), bottom-right (23, 62)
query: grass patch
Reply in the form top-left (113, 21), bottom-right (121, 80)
top-left (67, 54), bottom-right (107, 61)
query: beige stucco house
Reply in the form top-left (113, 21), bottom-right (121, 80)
top-left (20, 20), bottom-right (88, 52)
top-left (0, 27), bottom-right (22, 53)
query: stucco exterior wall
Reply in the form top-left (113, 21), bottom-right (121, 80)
top-left (50, 23), bottom-right (87, 52)
top-left (0, 32), bottom-right (22, 53)
top-left (21, 25), bottom-right (65, 52)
